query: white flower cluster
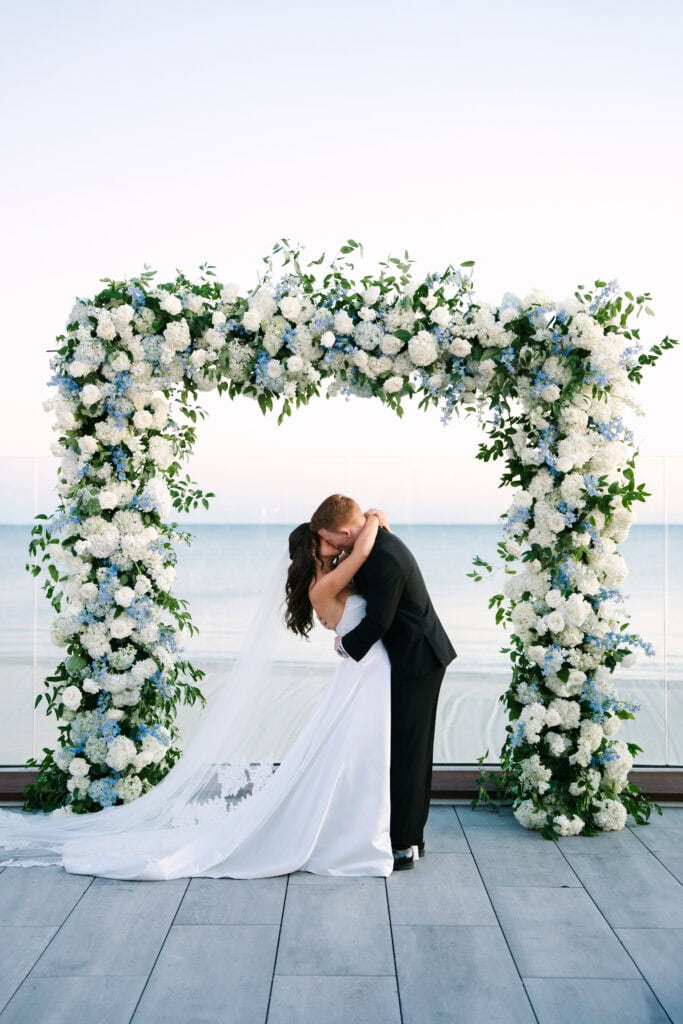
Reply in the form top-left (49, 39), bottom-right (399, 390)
top-left (37, 282), bottom-right (220, 809)
top-left (229, 271), bottom-right (484, 406)
top-left (490, 289), bottom-right (655, 834)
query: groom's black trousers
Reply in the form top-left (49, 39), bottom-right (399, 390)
top-left (389, 664), bottom-right (446, 850)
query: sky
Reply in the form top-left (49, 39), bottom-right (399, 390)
top-left (0, 0), bottom-right (681, 521)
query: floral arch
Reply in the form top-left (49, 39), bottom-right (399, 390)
top-left (27, 239), bottom-right (677, 837)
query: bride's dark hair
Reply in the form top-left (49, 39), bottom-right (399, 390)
top-left (285, 522), bottom-right (321, 638)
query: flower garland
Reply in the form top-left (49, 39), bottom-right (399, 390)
top-left (26, 241), bottom-right (676, 836)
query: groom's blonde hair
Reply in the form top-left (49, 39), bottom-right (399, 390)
top-left (310, 494), bottom-right (361, 531)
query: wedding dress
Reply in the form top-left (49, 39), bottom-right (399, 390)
top-left (0, 590), bottom-right (393, 879)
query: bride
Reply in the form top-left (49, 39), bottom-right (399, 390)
top-left (0, 511), bottom-right (394, 879)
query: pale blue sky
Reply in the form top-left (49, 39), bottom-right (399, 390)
top-left (1, 0), bottom-right (681, 520)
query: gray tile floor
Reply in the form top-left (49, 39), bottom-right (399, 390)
top-left (0, 805), bottom-right (681, 1023)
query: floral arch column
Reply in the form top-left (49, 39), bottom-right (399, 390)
top-left (28, 240), bottom-right (676, 836)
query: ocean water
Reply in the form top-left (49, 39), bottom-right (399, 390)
top-left (1, 524), bottom-right (681, 766)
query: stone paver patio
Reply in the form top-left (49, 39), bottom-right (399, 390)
top-left (0, 804), bottom-right (681, 1023)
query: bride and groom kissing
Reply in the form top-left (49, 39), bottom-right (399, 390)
top-left (288, 493), bottom-right (456, 873)
top-left (0, 494), bottom-right (456, 881)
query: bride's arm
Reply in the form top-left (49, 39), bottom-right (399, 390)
top-left (309, 514), bottom-right (380, 603)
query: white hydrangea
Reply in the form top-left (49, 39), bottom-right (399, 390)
top-left (514, 799), bottom-right (548, 830)
top-left (109, 615), bottom-right (135, 640)
top-left (96, 314), bottom-right (116, 341)
top-left (593, 798), bottom-right (627, 831)
top-left (84, 736), bottom-right (109, 763)
top-left (117, 774), bottom-right (143, 803)
top-left (249, 285), bottom-right (277, 319)
top-left (159, 293), bottom-right (183, 315)
top-left (379, 334), bottom-right (403, 356)
top-left (97, 489), bottom-right (120, 511)
top-left (148, 436), bottom-right (174, 470)
top-left (579, 719), bottom-right (604, 752)
top-left (515, 681), bottom-right (540, 705)
top-left (81, 623), bottom-right (111, 659)
top-left (163, 319), bottom-right (190, 353)
top-left (519, 702), bottom-right (558, 743)
top-left (280, 296), bottom-right (302, 321)
top-left (602, 740), bottom-right (633, 786)
top-left (408, 330), bottom-right (438, 367)
top-left (548, 698), bottom-right (581, 731)
top-left (362, 285), bottom-right (381, 305)
top-left (354, 321), bottom-right (384, 351)
top-left (141, 476), bottom-right (173, 518)
top-left (603, 715), bottom-right (622, 737)
top-left (564, 593), bottom-right (591, 627)
top-left (553, 814), bottom-right (585, 836)
top-left (133, 409), bottom-right (155, 429)
top-left (68, 757), bottom-right (90, 778)
top-left (105, 735), bottom-right (138, 772)
top-left (546, 732), bottom-right (569, 757)
top-left (134, 734), bottom-right (168, 770)
top-left (185, 293), bottom-right (205, 314)
top-left (333, 310), bottom-right (354, 335)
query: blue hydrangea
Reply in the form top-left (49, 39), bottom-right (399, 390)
top-left (585, 364), bottom-right (611, 388)
top-left (254, 349), bottom-right (271, 387)
top-left (557, 501), bottom-right (578, 527)
top-left (126, 282), bottom-right (146, 307)
top-left (588, 279), bottom-right (619, 313)
top-left (537, 426), bottom-right (560, 474)
top-left (110, 445), bottom-right (129, 481)
top-left (583, 473), bottom-right (601, 497)
top-left (510, 720), bottom-right (525, 749)
top-left (504, 505), bottom-right (532, 532)
top-left (500, 346), bottom-right (516, 373)
top-left (541, 643), bottom-right (565, 677)
top-left (591, 416), bottom-right (634, 444)
top-left (88, 776), bottom-right (120, 808)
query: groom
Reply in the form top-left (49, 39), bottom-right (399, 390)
top-left (310, 494), bottom-right (456, 871)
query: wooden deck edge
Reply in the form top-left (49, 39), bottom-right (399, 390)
top-left (1, 767), bottom-right (682, 803)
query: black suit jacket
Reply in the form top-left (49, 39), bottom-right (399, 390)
top-left (341, 528), bottom-right (456, 679)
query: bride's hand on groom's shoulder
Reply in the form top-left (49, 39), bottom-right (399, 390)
top-left (364, 507), bottom-right (390, 532)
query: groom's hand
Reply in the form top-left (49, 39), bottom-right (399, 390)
top-left (334, 636), bottom-right (349, 658)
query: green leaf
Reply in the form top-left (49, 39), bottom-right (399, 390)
top-left (65, 654), bottom-right (87, 675)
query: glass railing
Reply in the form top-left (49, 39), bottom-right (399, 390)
top-left (0, 455), bottom-right (680, 767)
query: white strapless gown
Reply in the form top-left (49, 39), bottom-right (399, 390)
top-left (60, 594), bottom-right (393, 879)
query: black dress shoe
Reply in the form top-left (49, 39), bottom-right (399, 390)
top-left (392, 848), bottom-right (415, 871)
